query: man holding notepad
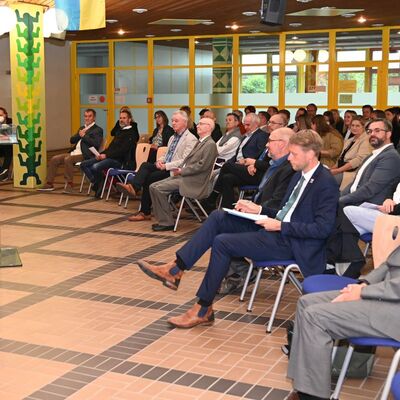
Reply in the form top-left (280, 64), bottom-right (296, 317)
top-left (38, 108), bottom-right (103, 193)
top-left (136, 129), bottom-right (339, 328)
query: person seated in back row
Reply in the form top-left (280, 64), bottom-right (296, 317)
top-left (38, 108), bottom-right (103, 193)
top-left (80, 109), bottom-right (139, 198)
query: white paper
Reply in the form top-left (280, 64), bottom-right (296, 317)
top-left (89, 146), bottom-right (100, 157)
top-left (222, 208), bottom-right (269, 221)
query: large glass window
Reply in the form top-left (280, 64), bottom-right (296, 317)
top-left (336, 30), bottom-right (382, 61)
top-left (195, 67), bottom-right (232, 105)
top-left (389, 30), bottom-right (400, 105)
top-left (154, 40), bottom-right (189, 66)
top-left (285, 33), bottom-right (329, 106)
top-left (114, 70), bottom-right (148, 105)
top-left (154, 68), bottom-right (189, 105)
top-left (114, 41), bottom-right (148, 67)
top-left (77, 43), bottom-right (108, 68)
top-left (79, 74), bottom-right (107, 105)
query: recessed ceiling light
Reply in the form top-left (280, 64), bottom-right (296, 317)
top-left (371, 23), bottom-right (384, 27)
top-left (297, 0), bottom-right (312, 2)
top-left (321, 6), bottom-right (335, 9)
top-left (202, 21), bottom-right (214, 25)
top-left (118, 29), bottom-right (125, 35)
top-left (289, 22), bottom-right (302, 27)
top-left (145, 34), bottom-right (155, 37)
top-left (292, 36), bottom-right (299, 40)
top-left (106, 19), bottom-right (118, 24)
top-left (231, 24), bottom-right (239, 30)
top-left (132, 8), bottom-right (148, 14)
top-left (195, 40), bottom-right (200, 44)
top-left (358, 16), bottom-right (366, 23)
top-left (242, 11), bottom-right (257, 17)
top-left (170, 28), bottom-right (182, 32)
top-left (342, 13), bottom-right (355, 18)
top-left (249, 30), bottom-right (260, 33)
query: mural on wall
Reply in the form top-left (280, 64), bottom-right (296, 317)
top-left (212, 38), bottom-right (232, 94)
top-left (10, 4), bottom-right (46, 188)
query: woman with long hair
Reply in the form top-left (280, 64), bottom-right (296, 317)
top-left (312, 114), bottom-right (343, 168)
top-left (147, 110), bottom-right (174, 163)
top-left (342, 109), bottom-right (357, 140)
top-left (330, 116), bottom-right (372, 190)
top-left (385, 107), bottom-right (400, 148)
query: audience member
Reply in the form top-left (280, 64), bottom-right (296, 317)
top-left (371, 109), bottom-right (386, 119)
top-left (117, 110), bottom-right (197, 222)
top-left (267, 106), bottom-right (279, 116)
top-left (287, 246), bottom-right (400, 400)
top-left (205, 112), bottom-right (269, 209)
top-left (306, 103), bottom-right (317, 118)
top-left (244, 105), bottom-right (256, 114)
top-left (323, 110), bottom-right (335, 126)
top-left (293, 115), bottom-right (312, 132)
top-left (198, 108), bottom-right (209, 117)
top-left (136, 129), bottom-right (339, 329)
top-left (180, 105), bottom-right (197, 137)
top-left (311, 115), bottom-right (343, 168)
top-left (149, 117), bottom-right (218, 231)
top-left (147, 110), bottom-right (174, 163)
top-left (233, 109), bottom-right (246, 134)
top-left (330, 108), bottom-right (344, 133)
top-left (215, 113), bottom-right (242, 162)
top-left (38, 109), bottom-right (103, 193)
top-left (330, 116), bottom-right (371, 189)
top-left (328, 118), bottom-right (400, 277)
top-left (80, 109), bottom-right (138, 198)
top-left (362, 104), bottom-right (374, 120)
top-left (385, 107), bottom-right (400, 148)
top-left (342, 109), bottom-right (357, 139)
top-left (202, 110), bottom-right (222, 142)
top-left (279, 109), bottom-right (291, 123)
top-left (258, 111), bottom-right (270, 132)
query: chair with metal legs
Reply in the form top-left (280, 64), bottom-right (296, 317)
top-left (239, 259), bottom-right (303, 333)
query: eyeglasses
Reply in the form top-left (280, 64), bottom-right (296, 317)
top-left (198, 121), bottom-right (211, 126)
top-left (267, 138), bottom-right (283, 143)
top-left (267, 121), bottom-right (283, 126)
top-left (366, 128), bottom-right (388, 135)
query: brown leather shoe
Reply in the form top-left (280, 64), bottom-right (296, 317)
top-left (116, 182), bottom-right (136, 197)
top-left (136, 260), bottom-right (183, 290)
top-left (168, 303), bottom-right (214, 329)
top-left (128, 212), bottom-right (151, 221)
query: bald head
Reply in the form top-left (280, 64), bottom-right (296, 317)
top-left (267, 127), bottom-right (294, 160)
top-left (267, 113), bottom-right (287, 133)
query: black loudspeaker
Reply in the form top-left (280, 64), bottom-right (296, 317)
top-left (261, 0), bottom-right (287, 26)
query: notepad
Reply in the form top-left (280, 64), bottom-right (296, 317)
top-left (222, 208), bottom-right (269, 221)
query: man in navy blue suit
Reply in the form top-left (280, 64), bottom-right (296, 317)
top-left (137, 130), bottom-right (339, 329)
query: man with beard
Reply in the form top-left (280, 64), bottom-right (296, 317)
top-left (328, 118), bottom-right (400, 277)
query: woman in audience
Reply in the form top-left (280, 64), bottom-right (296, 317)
top-left (147, 110), bottom-right (174, 163)
top-left (330, 108), bottom-right (344, 133)
top-left (215, 113), bottom-right (242, 162)
top-left (385, 107), bottom-right (400, 148)
top-left (323, 110), bottom-right (335, 126)
top-left (330, 116), bottom-right (372, 190)
top-left (342, 109), bottom-right (357, 140)
top-left (312, 115), bottom-right (343, 168)
top-left (180, 105), bottom-right (197, 137)
top-left (292, 114), bottom-right (312, 132)
top-left (0, 107), bottom-right (13, 181)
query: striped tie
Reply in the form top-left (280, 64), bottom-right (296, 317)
top-left (275, 176), bottom-right (305, 221)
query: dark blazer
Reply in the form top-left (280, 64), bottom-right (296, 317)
top-left (258, 160), bottom-right (295, 209)
top-left (262, 164), bottom-right (340, 277)
top-left (229, 128), bottom-right (268, 162)
top-left (70, 124), bottom-right (103, 160)
top-left (340, 144), bottom-right (400, 206)
top-left (148, 125), bottom-right (174, 147)
top-left (211, 123), bottom-right (223, 143)
top-left (103, 126), bottom-right (139, 168)
top-left (111, 121), bottom-right (139, 138)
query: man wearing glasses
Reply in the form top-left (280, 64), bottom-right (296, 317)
top-left (328, 118), bottom-right (400, 278)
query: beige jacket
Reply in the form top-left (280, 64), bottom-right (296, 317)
top-left (320, 131), bottom-right (344, 168)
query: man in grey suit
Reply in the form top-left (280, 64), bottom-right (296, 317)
top-left (287, 246), bottom-right (400, 400)
top-left (149, 117), bottom-right (218, 231)
top-left (328, 118), bottom-right (400, 277)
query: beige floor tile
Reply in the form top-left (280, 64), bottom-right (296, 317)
top-left (0, 224), bottom-right (71, 247)
top-left (0, 352), bottom-right (74, 400)
top-left (42, 231), bottom-right (165, 257)
top-left (0, 287), bottom-right (30, 305)
top-left (0, 252), bottom-right (106, 286)
top-left (0, 297), bottom-right (166, 353)
top-left (0, 204), bottom-right (46, 221)
top-left (10, 192), bottom-right (90, 207)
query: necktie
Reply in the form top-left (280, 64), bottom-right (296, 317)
top-left (275, 176), bottom-right (306, 221)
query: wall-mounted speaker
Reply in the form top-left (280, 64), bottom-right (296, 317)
top-left (261, 0), bottom-right (287, 26)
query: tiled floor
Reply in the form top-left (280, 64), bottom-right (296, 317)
top-left (0, 175), bottom-right (393, 399)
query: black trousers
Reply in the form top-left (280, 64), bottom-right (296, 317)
top-left (127, 162), bottom-right (169, 215)
top-left (0, 144), bottom-right (13, 171)
top-left (214, 161), bottom-right (263, 208)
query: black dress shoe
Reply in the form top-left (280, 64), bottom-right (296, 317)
top-left (152, 224), bottom-right (174, 232)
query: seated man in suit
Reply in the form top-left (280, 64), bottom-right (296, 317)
top-left (116, 110), bottom-right (198, 221)
top-left (327, 118), bottom-right (400, 277)
top-left (137, 130), bottom-right (339, 328)
top-left (80, 109), bottom-right (139, 198)
top-left (202, 110), bottom-right (222, 142)
top-left (286, 246), bottom-right (400, 400)
top-left (148, 117), bottom-right (218, 231)
top-left (38, 108), bottom-right (103, 193)
top-left (205, 112), bottom-right (272, 209)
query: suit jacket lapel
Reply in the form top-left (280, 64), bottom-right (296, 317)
top-left (296, 164), bottom-right (323, 206)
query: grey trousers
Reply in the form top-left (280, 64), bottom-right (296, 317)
top-left (287, 291), bottom-right (385, 398)
top-left (149, 176), bottom-right (181, 226)
top-left (47, 153), bottom-right (83, 183)
top-left (344, 205), bottom-right (381, 235)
